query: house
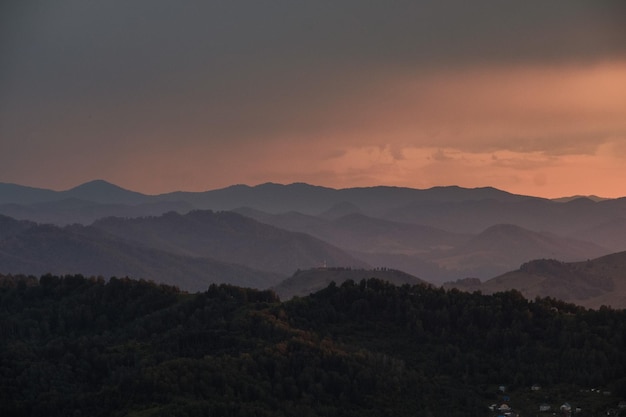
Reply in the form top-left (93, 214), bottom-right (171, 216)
top-left (539, 404), bottom-right (551, 412)
top-left (498, 403), bottom-right (511, 412)
top-left (560, 402), bottom-right (572, 417)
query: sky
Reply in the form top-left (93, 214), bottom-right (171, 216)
top-left (2, 1), bottom-right (626, 198)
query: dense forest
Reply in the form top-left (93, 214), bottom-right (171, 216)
top-left (1, 274), bottom-right (625, 416)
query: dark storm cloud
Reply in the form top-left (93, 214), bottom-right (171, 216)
top-left (3, 0), bottom-right (625, 103)
top-left (1, 0), bottom-right (625, 193)
top-left (3, 2), bottom-right (622, 121)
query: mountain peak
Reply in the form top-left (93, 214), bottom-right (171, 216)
top-left (63, 180), bottom-right (148, 205)
top-left (552, 195), bottom-right (609, 203)
top-left (67, 179), bottom-right (126, 192)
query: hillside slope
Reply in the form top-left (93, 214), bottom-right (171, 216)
top-left (272, 267), bottom-right (428, 300)
top-left (235, 210), bottom-right (468, 255)
top-left (1, 276), bottom-right (625, 416)
top-left (92, 210), bottom-right (368, 275)
top-left (434, 223), bottom-right (609, 278)
top-left (0, 217), bottom-right (282, 291)
top-left (464, 251), bottom-right (626, 309)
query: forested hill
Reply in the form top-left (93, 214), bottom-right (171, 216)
top-left (1, 275), bottom-right (626, 417)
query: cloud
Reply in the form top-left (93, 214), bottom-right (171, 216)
top-left (488, 151), bottom-right (557, 171)
top-left (430, 149), bottom-right (455, 162)
top-left (1, 1), bottom-right (626, 197)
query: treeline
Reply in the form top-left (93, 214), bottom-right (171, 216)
top-left (292, 280), bottom-right (626, 387)
top-left (1, 274), bottom-right (625, 416)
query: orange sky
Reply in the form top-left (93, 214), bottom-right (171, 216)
top-left (99, 61), bottom-right (626, 198)
top-left (2, 2), bottom-right (626, 198)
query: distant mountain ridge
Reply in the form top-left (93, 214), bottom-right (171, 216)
top-left (234, 207), bottom-right (613, 283)
top-left (232, 210), bottom-right (469, 255)
top-left (431, 223), bottom-right (608, 277)
top-left (2, 206), bottom-right (626, 307)
top-left (0, 179), bottom-right (148, 205)
top-left (92, 210), bottom-right (367, 275)
top-left (0, 183), bottom-right (59, 205)
top-left (446, 251), bottom-right (626, 309)
top-left (0, 208), bottom-right (371, 292)
top-left (551, 195), bottom-right (610, 203)
top-left (2, 180), bottom-right (626, 291)
top-left (0, 215), bottom-right (282, 292)
top-left (6, 180), bottom-right (625, 239)
top-left (63, 179), bottom-right (149, 205)
top-left (0, 179), bottom-right (539, 223)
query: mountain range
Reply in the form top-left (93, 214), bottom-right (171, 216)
top-left (1, 180), bottom-right (626, 307)
top-left (0, 215), bottom-right (283, 292)
top-left (3, 180), bottom-right (626, 243)
top-left (91, 210), bottom-right (366, 276)
top-left (446, 251), bottom-right (626, 309)
top-left (0, 211), bottom-right (364, 292)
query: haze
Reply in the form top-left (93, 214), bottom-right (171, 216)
top-left (2, 1), bottom-right (626, 197)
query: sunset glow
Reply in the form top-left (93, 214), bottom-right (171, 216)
top-left (2, 2), bottom-right (625, 198)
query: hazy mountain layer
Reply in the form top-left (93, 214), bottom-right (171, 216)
top-left (1, 180), bottom-right (625, 286)
top-left (92, 210), bottom-right (367, 275)
top-left (432, 223), bottom-right (609, 278)
top-left (234, 210), bottom-right (469, 256)
top-left (0, 216), bottom-right (282, 291)
top-left (381, 197), bottom-right (626, 238)
top-left (0, 179), bottom-right (146, 205)
top-left (0, 199), bottom-right (193, 226)
top-left (4, 180), bottom-right (626, 250)
top-left (235, 207), bottom-right (610, 283)
top-left (0, 180), bottom-right (537, 223)
top-left (447, 251), bottom-right (626, 309)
